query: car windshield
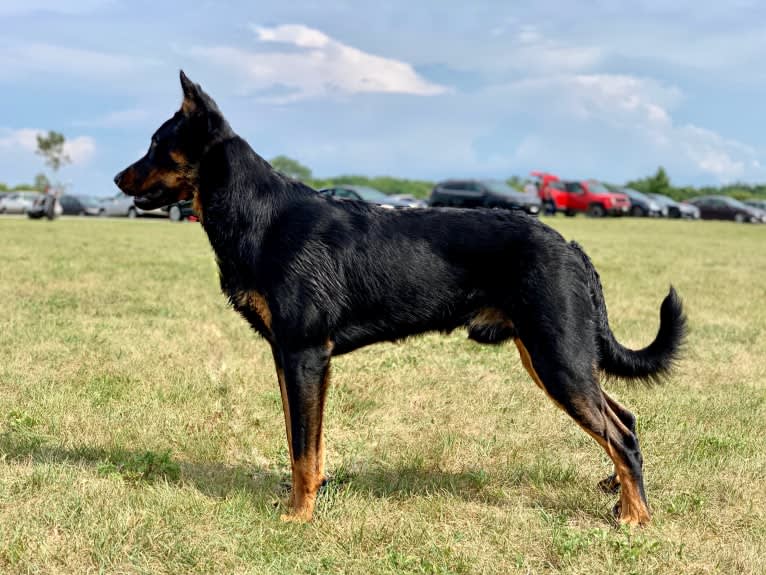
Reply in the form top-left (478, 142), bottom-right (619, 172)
top-left (484, 180), bottom-right (520, 196)
top-left (348, 186), bottom-right (390, 201)
top-left (587, 180), bottom-right (611, 194)
top-left (79, 196), bottom-right (100, 207)
top-left (650, 193), bottom-right (673, 204)
top-left (623, 188), bottom-right (648, 201)
top-left (722, 196), bottom-right (750, 209)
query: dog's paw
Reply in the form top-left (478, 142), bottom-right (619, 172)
top-left (598, 473), bottom-right (621, 494)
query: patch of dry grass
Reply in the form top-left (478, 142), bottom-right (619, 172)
top-left (0, 216), bottom-right (764, 574)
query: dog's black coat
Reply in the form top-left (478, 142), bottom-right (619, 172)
top-left (115, 72), bottom-right (686, 523)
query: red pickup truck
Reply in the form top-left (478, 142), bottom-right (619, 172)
top-left (532, 172), bottom-right (630, 217)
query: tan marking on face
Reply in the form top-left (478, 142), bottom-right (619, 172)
top-left (136, 166), bottom-right (196, 201)
top-left (169, 150), bottom-right (187, 164)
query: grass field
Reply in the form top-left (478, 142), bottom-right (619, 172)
top-left (0, 216), bottom-right (764, 574)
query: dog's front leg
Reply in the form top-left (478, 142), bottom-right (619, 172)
top-left (273, 344), bottom-right (332, 522)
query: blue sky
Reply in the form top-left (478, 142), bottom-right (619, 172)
top-left (1, 0), bottom-right (765, 195)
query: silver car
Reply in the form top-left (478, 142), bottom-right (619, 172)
top-left (0, 191), bottom-right (39, 214)
top-left (100, 192), bottom-right (167, 218)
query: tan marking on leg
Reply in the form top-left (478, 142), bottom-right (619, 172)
top-left (579, 406), bottom-right (651, 526)
top-left (276, 366), bottom-right (293, 462)
top-left (514, 338), bottom-right (548, 393)
top-left (316, 361), bottom-right (331, 482)
top-left (514, 339), bottom-right (649, 525)
top-left (282, 455), bottom-right (323, 522)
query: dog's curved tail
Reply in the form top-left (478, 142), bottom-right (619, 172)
top-left (570, 241), bottom-right (687, 382)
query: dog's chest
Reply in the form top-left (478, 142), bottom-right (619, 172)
top-left (227, 288), bottom-right (273, 341)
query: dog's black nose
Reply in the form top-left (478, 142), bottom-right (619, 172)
top-left (113, 171), bottom-right (124, 187)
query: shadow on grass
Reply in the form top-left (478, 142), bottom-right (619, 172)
top-left (0, 433), bottom-right (284, 500)
top-left (0, 433), bottom-right (610, 521)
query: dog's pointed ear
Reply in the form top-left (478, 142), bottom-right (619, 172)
top-left (180, 70), bottom-right (203, 115)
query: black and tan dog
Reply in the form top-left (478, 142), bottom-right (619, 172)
top-left (115, 72), bottom-right (686, 525)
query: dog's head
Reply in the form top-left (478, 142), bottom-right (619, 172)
top-left (113, 71), bottom-right (228, 210)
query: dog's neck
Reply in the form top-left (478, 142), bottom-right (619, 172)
top-left (195, 135), bottom-right (312, 276)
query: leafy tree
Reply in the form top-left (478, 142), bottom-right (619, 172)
top-left (36, 131), bottom-right (71, 173)
top-left (506, 175), bottom-right (525, 191)
top-left (34, 173), bottom-right (51, 192)
top-left (625, 166), bottom-right (672, 197)
top-left (270, 155), bottom-right (312, 180)
top-left (0, 182), bottom-right (8, 192)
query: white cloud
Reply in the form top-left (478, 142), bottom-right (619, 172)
top-left (187, 24), bottom-right (448, 102)
top-left (0, 128), bottom-right (96, 166)
top-left (501, 73), bottom-right (761, 181)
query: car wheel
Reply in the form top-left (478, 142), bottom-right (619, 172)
top-left (735, 213), bottom-right (745, 223)
top-left (631, 205), bottom-right (645, 217)
top-left (587, 204), bottom-right (606, 217)
top-left (168, 205), bottom-right (183, 222)
top-left (127, 207), bottom-right (138, 219)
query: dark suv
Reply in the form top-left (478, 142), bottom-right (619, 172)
top-left (429, 179), bottom-right (541, 215)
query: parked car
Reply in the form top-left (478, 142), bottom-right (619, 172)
top-left (0, 191), bottom-right (38, 214)
top-left (162, 200), bottom-right (196, 221)
top-left (686, 195), bottom-right (764, 223)
top-left (428, 179), bottom-right (541, 215)
top-left (58, 194), bottom-right (102, 216)
top-left (647, 193), bottom-right (698, 219)
top-left (100, 192), bottom-right (167, 218)
top-left (26, 194), bottom-right (63, 219)
top-left (390, 194), bottom-right (428, 208)
top-left (742, 200), bottom-right (766, 222)
top-left (744, 199), bottom-right (766, 213)
top-left (533, 173), bottom-right (630, 217)
top-left (619, 188), bottom-right (661, 217)
top-left (319, 185), bottom-right (413, 209)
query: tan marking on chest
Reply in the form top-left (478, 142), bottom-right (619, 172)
top-left (234, 290), bottom-right (272, 331)
top-left (192, 190), bottom-right (204, 223)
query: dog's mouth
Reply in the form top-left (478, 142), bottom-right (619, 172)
top-left (132, 188), bottom-right (177, 210)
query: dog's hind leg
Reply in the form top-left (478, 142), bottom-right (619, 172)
top-left (276, 344), bottom-right (332, 522)
top-left (513, 337), bottom-right (651, 526)
top-left (597, 392), bottom-right (638, 494)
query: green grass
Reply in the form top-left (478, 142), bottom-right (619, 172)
top-left (0, 216), bottom-right (764, 574)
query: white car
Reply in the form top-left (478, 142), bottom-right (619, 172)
top-left (0, 191), bottom-right (39, 214)
top-left (100, 192), bottom-right (167, 218)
